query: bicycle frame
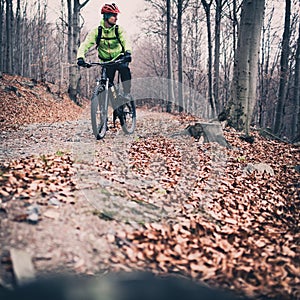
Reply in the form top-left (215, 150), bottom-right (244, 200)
top-left (88, 56), bottom-right (136, 140)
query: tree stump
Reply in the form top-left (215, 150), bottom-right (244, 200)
top-left (186, 122), bottom-right (231, 148)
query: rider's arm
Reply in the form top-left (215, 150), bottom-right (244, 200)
top-left (118, 26), bottom-right (132, 54)
top-left (77, 28), bottom-right (98, 60)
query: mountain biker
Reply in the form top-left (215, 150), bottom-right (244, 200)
top-left (77, 3), bottom-right (132, 99)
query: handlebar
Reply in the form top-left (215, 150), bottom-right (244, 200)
top-left (84, 55), bottom-right (130, 68)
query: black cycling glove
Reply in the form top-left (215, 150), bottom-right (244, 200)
top-left (77, 58), bottom-right (86, 67)
top-left (77, 58), bottom-right (91, 68)
top-left (124, 51), bottom-right (132, 63)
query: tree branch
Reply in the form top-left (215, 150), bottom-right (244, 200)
top-left (79, 0), bottom-right (90, 10)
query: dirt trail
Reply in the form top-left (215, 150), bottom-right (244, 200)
top-left (0, 107), bottom-right (200, 279)
top-left (1, 106), bottom-right (299, 300)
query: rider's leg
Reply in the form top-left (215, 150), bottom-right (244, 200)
top-left (104, 66), bottom-right (117, 128)
top-left (118, 63), bottom-right (132, 97)
top-left (106, 66), bottom-right (121, 127)
top-left (106, 66), bottom-right (117, 86)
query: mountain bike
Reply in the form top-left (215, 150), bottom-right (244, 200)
top-left (86, 56), bottom-right (136, 140)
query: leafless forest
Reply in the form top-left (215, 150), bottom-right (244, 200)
top-left (0, 2), bottom-right (300, 299)
top-left (1, 0), bottom-right (299, 140)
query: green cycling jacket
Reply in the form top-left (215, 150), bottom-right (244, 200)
top-left (77, 19), bottom-right (131, 62)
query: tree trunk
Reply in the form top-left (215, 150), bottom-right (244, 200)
top-left (292, 21), bottom-right (300, 140)
top-left (67, 0), bottom-right (72, 65)
top-left (187, 3), bottom-right (202, 114)
top-left (232, 0), bottom-right (239, 54)
top-left (68, 0), bottom-right (80, 103)
top-left (0, 0), bottom-right (4, 71)
top-left (166, 0), bottom-right (174, 113)
top-left (229, 0), bottom-right (265, 135)
top-left (258, 7), bottom-right (277, 129)
top-left (273, 0), bottom-right (291, 135)
top-left (40, 1), bottom-right (47, 82)
top-left (213, 0), bottom-right (225, 115)
top-left (68, 0), bottom-right (90, 104)
top-left (15, 0), bottom-right (21, 75)
top-left (20, 0), bottom-right (26, 76)
top-left (5, 0), bottom-right (13, 74)
top-left (201, 0), bottom-right (215, 116)
top-left (67, 0), bottom-right (75, 101)
top-left (58, 0), bottom-right (66, 93)
top-left (220, 0), bottom-right (239, 112)
top-left (177, 0), bottom-right (183, 112)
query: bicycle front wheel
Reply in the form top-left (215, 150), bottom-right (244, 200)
top-left (119, 100), bottom-right (136, 134)
top-left (91, 87), bottom-right (108, 140)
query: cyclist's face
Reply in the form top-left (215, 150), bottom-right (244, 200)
top-left (108, 14), bottom-right (118, 25)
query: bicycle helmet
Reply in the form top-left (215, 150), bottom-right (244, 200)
top-left (101, 3), bottom-right (120, 14)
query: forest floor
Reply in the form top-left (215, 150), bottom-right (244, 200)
top-left (0, 73), bottom-right (299, 300)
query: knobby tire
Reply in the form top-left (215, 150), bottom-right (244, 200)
top-left (91, 87), bottom-right (108, 140)
top-left (119, 100), bottom-right (136, 134)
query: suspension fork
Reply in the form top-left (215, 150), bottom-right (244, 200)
top-left (101, 67), bottom-right (110, 114)
top-left (104, 78), bottom-right (109, 112)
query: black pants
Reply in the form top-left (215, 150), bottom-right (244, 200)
top-left (106, 62), bottom-right (131, 94)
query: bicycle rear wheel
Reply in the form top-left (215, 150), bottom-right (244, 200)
top-left (119, 100), bottom-right (136, 134)
top-left (91, 87), bottom-right (108, 140)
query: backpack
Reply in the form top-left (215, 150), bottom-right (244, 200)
top-left (96, 25), bottom-right (125, 53)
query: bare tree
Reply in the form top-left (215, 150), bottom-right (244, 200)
top-left (68, 0), bottom-right (90, 103)
top-left (213, 0), bottom-right (226, 114)
top-left (183, 1), bottom-right (204, 111)
top-left (5, 0), bottom-right (13, 74)
top-left (177, 0), bottom-right (184, 112)
top-left (231, 0), bottom-right (239, 54)
top-left (133, 0), bottom-right (168, 78)
top-left (15, 0), bottom-right (21, 74)
top-left (201, 0), bottom-right (215, 115)
top-left (292, 19), bottom-right (300, 140)
top-left (273, 0), bottom-right (291, 135)
top-left (19, 1), bottom-right (28, 76)
top-left (218, 1), bottom-right (241, 110)
top-left (56, 0), bottom-right (68, 93)
top-left (166, 0), bottom-right (174, 113)
top-left (258, 5), bottom-right (275, 128)
top-left (35, 0), bottom-right (48, 82)
top-left (0, 0), bottom-right (4, 71)
top-left (229, 0), bottom-right (265, 135)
